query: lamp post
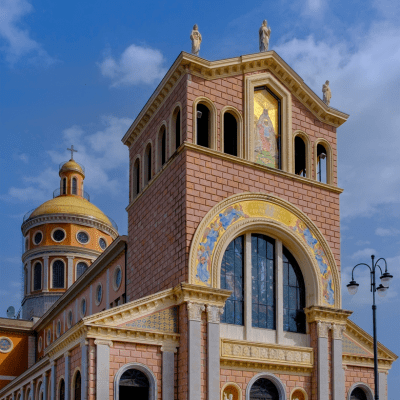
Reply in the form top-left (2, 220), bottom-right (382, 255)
top-left (347, 255), bottom-right (393, 400)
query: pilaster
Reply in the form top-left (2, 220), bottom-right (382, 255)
top-left (106, 270), bottom-right (110, 309)
top-left (67, 256), bottom-right (74, 288)
top-left (43, 256), bottom-right (49, 292)
top-left (95, 340), bottom-right (112, 400)
top-left (27, 260), bottom-right (31, 295)
top-left (332, 324), bottom-right (346, 400)
top-left (161, 343), bottom-right (177, 400)
top-left (317, 321), bottom-right (331, 400)
top-left (50, 362), bottom-right (56, 400)
top-left (64, 352), bottom-right (70, 400)
top-left (42, 372), bottom-right (48, 400)
top-left (81, 340), bottom-right (88, 400)
top-left (379, 371), bottom-right (388, 400)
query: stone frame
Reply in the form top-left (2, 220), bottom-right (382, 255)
top-left (131, 154), bottom-right (141, 200)
top-left (347, 382), bottom-right (374, 400)
top-left (292, 130), bottom-right (312, 179)
top-left (221, 381), bottom-right (243, 400)
top-left (290, 387), bottom-right (308, 400)
top-left (142, 140), bottom-right (153, 187)
top-left (192, 96), bottom-right (218, 151)
top-left (245, 372), bottom-right (286, 400)
top-left (314, 138), bottom-right (334, 185)
top-left (32, 260), bottom-right (43, 292)
top-left (220, 106), bottom-right (244, 158)
top-left (155, 121), bottom-right (168, 173)
top-left (244, 72), bottom-right (292, 172)
top-left (71, 367), bottom-right (81, 400)
top-left (169, 102), bottom-right (182, 156)
top-left (113, 362), bottom-right (157, 400)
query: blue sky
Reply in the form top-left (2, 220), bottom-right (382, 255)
top-left (1, 0), bottom-right (400, 395)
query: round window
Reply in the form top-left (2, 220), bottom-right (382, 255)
top-left (33, 231), bottom-right (43, 245)
top-left (96, 284), bottom-right (102, 305)
top-left (99, 238), bottom-right (107, 250)
top-left (81, 298), bottom-right (86, 317)
top-left (67, 310), bottom-right (73, 328)
top-left (52, 229), bottom-right (65, 242)
top-left (38, 337), bottom-right (42, 352)
top-left (47, 329), bottom-right (51, 345)
top-left (77, 231), bottom-right (89, 244)
top-left (0, 337), bottom-right (13, 353)
top-left (56, 320), bottom-right (61, 338)
top-left (114, 267), bottom-right (122, 291)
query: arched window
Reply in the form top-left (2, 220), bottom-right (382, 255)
top-left (283, 247), bottom-right (306, 333)
top-left (24, 267), bottom-right (28, 294)
top-left (172, 107), bottom-right (181, 151)
top-left (317, 143), bottom-right (327, 183)
top-left (196, 103), bottom-right (210, 148)
top-left (158, 126), bottom-right (166, 170)
top-left (252, 234), bottom-right (275, 329)
top-left (133, 159), bottom-right (140, 198)
top-left (72, 177), bottom-right (77, 194)
top-left (59, 379), bottom-right (65, 400)
top-left (144, 144), bottom-right (152, 185)
top-left (223, 112), bottom-right (238, 156)
top-left (74, 371), bottom-right (81, 400)
top-left (350, 387), bottom-right (367, 400)
top-left (62, 178), bottom-right (67, 195)
top-left (119, 369), bottom-right (149, 399)
top-left (52, 260), bottom-right (65, 289)
top-left (76, 262), bottom-right (88, 279)
top-left (220, 236), bottom-right (244, 325)
top-left (33, 262), bottom-right (42, 291)
top-left (249, 378), bottom-right (279, 400)
top-left (294, 136), bottom-right (306, 177)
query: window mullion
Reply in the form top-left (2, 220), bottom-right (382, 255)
top-left (244, 233), bottom-right (252, 340)
top-left (275, 239), bottom-right (283, 344)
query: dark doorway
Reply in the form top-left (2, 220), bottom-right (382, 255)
top-left (294, 136), bottom-right (306, 176)
top-left (224, 112), bottom-right (238, 156)
top-left (249, 378), bottom-right (279, 400)
top-left (350, 388), bottom-right (368, 400)
top-left (196, 104), bottom-right (210, 148)
top-left (75, 371), bottom-right (81, 400)
top-left (59, 379), bottom-right (65, 400)
top-left (119, 369), bottom-right (149, 400)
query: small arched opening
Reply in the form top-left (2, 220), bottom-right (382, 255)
top-left (132, 158), bottom-right (140, 198)
top-left (294, 136), bottom-right (306, 177)
top-left (172, 106), bottom-right (181, 151)
top-left (316, 143), bottom-right (327, 183)
top-left (62, 178), bottom-right (67, 195)
top-left (196, 103), bottom-right (211, 148)
top-left (157, 126), bottom-right (167, 170)
top-left (74, 371), bottom-right (81, 400)
top-left (59, 379), bottom-right (65, 400)
top-left (223, 112), bottom-right (238, 157)
top-left (52, 260), bottom-right (65, 289)
top-left (144, 144), bottom-right (152, 185)
top-left (33, 262), bottom-right (42, 291)
top-left (72, 177), bottom-right (77, 194)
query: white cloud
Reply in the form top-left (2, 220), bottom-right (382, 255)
top-left (0, 0), bottom-right (55, 65)
top-left (375, 227), bottom-right (400, 237)
top-left (356, 240), bottom-right (370, 246)
top-left (99, 44), bottom-right (167, 87)
top-left (351, 248), bottom-right (376, 260)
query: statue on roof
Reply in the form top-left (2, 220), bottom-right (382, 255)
top-left (190, 24), bottom-right (202, 56)
top-left (259, 20), bottom-right (271, 52)
top-left (322, 80), bottom-right (332, 106)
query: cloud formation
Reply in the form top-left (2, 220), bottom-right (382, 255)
top-left (375, 227), bottom-right (400, 237)
top-left (0, 0), bottom-right (55, 65)
top-left (99, 44), bottom-right (167, 87)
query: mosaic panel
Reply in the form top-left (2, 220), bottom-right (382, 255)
top-left (0, 337), bottom-right (12, 353)
top-left (124, 306), bottom-right (178, 333)
top-left (342, 335), bottom-right (371, 356)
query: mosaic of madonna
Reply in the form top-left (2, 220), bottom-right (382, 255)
top-left (194, 200), bottom-right (335, 306)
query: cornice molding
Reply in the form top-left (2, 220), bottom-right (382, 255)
top-left (21, 213), bottom-right (118, 238)
top-left (305, 306), bottom-right (352, 324)
top-left (22, 246), bottom-right (100, 264)
top-left (122, 51), bottom-right (349, 147)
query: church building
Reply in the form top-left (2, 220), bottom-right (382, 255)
top-left (0, 45), bottom-right (397, 400)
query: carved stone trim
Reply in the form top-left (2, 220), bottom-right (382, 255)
top-left (317, 321), bottom-right (332, 338)
top-left (160, 341), bottom-right (178, 353)
top-left (206, 305), bottom-right (224, 323)
top-left (332, 324), bottom-right (346, 340)
top-left (94, 339), bottom-right (113, 347)
top-left (187, 302), bottom-right (205, 321)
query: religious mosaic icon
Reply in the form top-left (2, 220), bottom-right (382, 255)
top-left (0, 337), bottom-right (12, 353)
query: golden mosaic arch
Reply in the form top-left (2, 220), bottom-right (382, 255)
top-left (188, 192), bottom-right (341, 308)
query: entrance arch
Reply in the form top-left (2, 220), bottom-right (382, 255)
top-left (246, 373), bottom-right (286, 400)
top-left (347, 383), bottom-right (374, 400)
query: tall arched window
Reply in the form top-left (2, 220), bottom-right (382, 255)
top-left (52, 260), bottom-right (65, 289)
top-left (223, 112), bottom-right (238, 156)
top-left (72, 177), bottom-right (77, 194)
top-left (59, 379), bottom-right (65, 400)
top-left (74, 371), bottom-right (81, 400)
top-left (33, 262), bottom-right (42, 291)
top-left (249, 378), bottom-right (279, 400)
top-left (25, 267), bottom-right (28, 294)
top-left (158, 126), bottom-right (166, 170)
top-left (62, 178), bottom-right (67, 195)
top-left (76, 262), bottom-right (88, 279)
top-left (172, 107), bottom-right (181, 151)
top-left (283, 247), bottom-right (306, 333)
top-left (196, 103), bottom-right (210, 148)
top-left (317, 143), bottom-right (327, 183)
top-left (220, 236), bottom-right (244, 325)
top-left (144, 144), bottom-right (152, 185)
top-left (119, 369), bottom-right (149, 399)
top-left (252, 234), bottom-right (275, 329)
top-left (133, 159), bottom-right (140, 198)
top-left (294, 136), bottom-right (306, 177)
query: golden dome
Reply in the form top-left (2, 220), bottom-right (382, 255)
top-left (59, 160), bottom-right (85, 177)
top-left (29, 196), bottom-right (113, 228)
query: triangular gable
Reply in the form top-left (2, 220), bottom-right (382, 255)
top-left (343, 334), bottom-right (373, 357)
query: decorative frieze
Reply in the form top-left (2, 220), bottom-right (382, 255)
top-left (187, 302), bottom-right (205, 321)
top-left (206, 305), bottom-right (224, 323)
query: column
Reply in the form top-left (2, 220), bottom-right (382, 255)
top-left (30, 381), bottom-right (35, 400)
top-left (275, 240), bottom-right (283, 344)
top-left (28, 336), bottom-right (36, 368)
top-left (64, 352), bottom-right (70, 400)
top-left (317, 322), bottom-right (331, 400)
top-left (42, 372), bottom-right (48, 400)
top-left (244, 234), bottom-right (252, 339)
top-left (43, 256), bottom-right (49, 291)
top-left (81, 341), bottom-right (88, 400)
top-left (106, 270), bottom-right (110, 309)
top-left (161, 344), bottom-right (177, 400)
top-left (206, 305), bottom-right (224, 400)
top-left (95, 340), bottom-right (112, 400)
top-left (67, 257), bottom-right (74, 288)
top-left (332, 324), bottom-right (346, 400)
top-left (50, 362), bottom-right (56, 400)
top-left (187, 302), bottom-right (205, 400)
top-left (379, 371), bottom-right (388, 400)
top-left (89, 285), bottom-right (93, 315)
top-left (27, 260), bottom-right (32, 295)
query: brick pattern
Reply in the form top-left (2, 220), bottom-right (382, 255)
top-left (345, 366), bottom-right (375, 395)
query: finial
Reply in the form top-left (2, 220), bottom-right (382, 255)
top-left (190, 24), bottom-right (202, 56)
top-left (67, 145), bottom-right (78, 160)
top-left (259, 20), bottom-right (271, 52)
top-left (322, 80), bottom-right (331, 106)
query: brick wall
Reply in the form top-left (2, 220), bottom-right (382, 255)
top-left (345, 366), bottom-right (375, 396)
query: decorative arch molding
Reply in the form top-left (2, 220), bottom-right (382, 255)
top-left (347, 382), bottom-right (374, 400)
top-left (71, 367), bottom-right (81, 400)
top-left (192, 96), bottom-right (218, 150)
top-left (189, 193), bottom-right (340, 308)
top-left (131, 154), bottom-right (142, 200)
top-left (142, 139), bottom-right (153, 187)
top-left (113, 362), bottom-right (157, 400)
top-left (220, 105), bottom-right (244, 158)
top-left (290, 387), bottom-right (308, 400)
top-left (169, 102), bottom-right (183, 156)
top-left (245, 372), bottom-right (286, 400)
top-left (155, 121), bottom-right (168, 173)
top-left (314, 138), bottom-right (334, 185)
top-left (221, 381), bottom-right (243, 400)
top-left (292, 130), bottom-right (312, 179)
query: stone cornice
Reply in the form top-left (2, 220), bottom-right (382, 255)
top-left (22, 246), bottom-right (100, 264)
top-left (174, 283), bottom-right (232, 307)
top-left (0, 318), bottom-right (34, 333)
top-left (122, 51), bottom-right (349, 147)
top-left (342, 354), bottom-right (393, 371)
top-left (21, 213), bottom-right (118, 238)
top-left (305, 306), bottom-right (352, 324)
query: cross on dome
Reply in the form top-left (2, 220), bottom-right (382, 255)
top-left (67, 145), bottom-right (78, 160)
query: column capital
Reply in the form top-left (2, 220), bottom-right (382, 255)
top-left (80, 339), bottom-right (89, 347)
top-left (332, 323), bottom-right (346, 340)
top-left (161, 341), bottom-right (178, 353)
top-left (64, 351), bottom-right (71, 358)
top-left (43, 255), bottom-right (50, 260)
top-left (206, 304), bottom-right (224, 324)
top-left (67, 256), bottom-right (74, 260)
top-left (317, 321), bottom-right (332, 338)
top-left (94, 339), bottom-right (113, 347)
top-left (187, 302), bottom-right (205, 321)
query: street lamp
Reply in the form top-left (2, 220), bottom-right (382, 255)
top-left (347, 255), bottom-right (394, 400)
